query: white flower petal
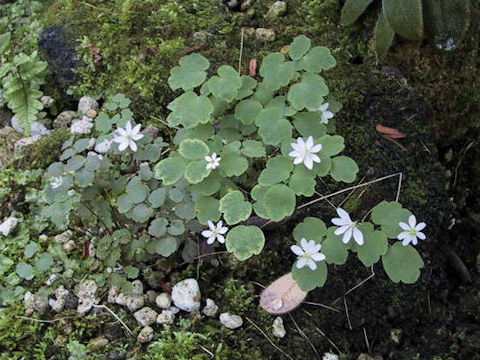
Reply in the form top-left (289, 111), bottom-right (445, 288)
top-left (399, 222), bottom-right (410, 231)
top-left (408, 215), bottom-right (417, 228)
top-left (218, 226), bottom-right (228, 234)
top-left (334, 225), bottom-right (349, 235)
top-left (118, 141), bottom-right (129, 151)
top-left (311, 144), bottom-right (323, 153)
top-left (289, 150), bottom-right (302, 158)
top-left (304, 156), bottom-right (313, 170)
top-left (416, 222), bottom-right (426, 231)
top-left (342, 227), bottom-right (353, 244)
top-left (417, 232), bottom-right (426, 240)
top-left (300, 238), bottom-right (309, 250)
top-left (306, 136), bottom-right (314, 149)
top-left (332, 218), bottom-right (347, 226)
top-left (336, 208), bottom-right (351, 223)
top-left (293, 157), bottom-right (304, 165)
top-left (353, 227), bottom-right (364, 246)
top-left (296, 258), bottom-right (307, 269)
top-left (311, 252), bottom-right (325, 262)
top-left (291, 245), bottom-right (305, 256)
top-left (217, 235), bottom-right (225, 244)
top-left (132, 133), bottom-right (144, 141)
top-left (202, 230), bottom-right (213, 238)
top-left (132, 123), bottom-right (141, 134)
top-left (309, 154), bottom-right (321, 164)
top-left (207, 236), bottom-right (216, 245)
top-left (307, 259), bottom-right (317, 271)
top-left (402, 236), bottom-right (412, 246)
top-left (207, 220), bottom-right (215, 230)
top-left (397, 231), bottom-right (409, 240)
top-left (129, 140), bottom-right (138, 152)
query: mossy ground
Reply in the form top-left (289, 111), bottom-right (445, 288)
top-left (1, 0), bottom-right (480, 359)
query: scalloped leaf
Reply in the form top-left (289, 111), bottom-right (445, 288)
top-left (207, 65), bottom-right (242, 102)
top-left (258, 156), bottom-right (293, 186)
top-left (226, 225), bottom-right (265, 261)
top-left (292, 261), bottom-right (327, 291)
top-left (154, 157), bottom-right (187, 185)
top-left (167, 91), bottom-right (213, 129)
top-left (330, 156), bottom-right (358, 183)
top-left (220, 190), bottom-right (252, 225)
top-left (351, 222), bottom-right (388, 266)
top-left (293, 217), bottom-right (327, 242)
top-left (168, 53), bottom-right (210, 91)
top-left (179, 139), bottom-right (209, 160)
top-left (382, 242), bottom-right (424, 283)
top-left (195, 196), bottom-right (221, 224)
top-left (288, 73), bottom-right (329, 111)
top-left (289, 35), bottom-right (312, 60)
top-left (371, 201), bottom-right (412, 238)
top-left (263, 184), bottom-right (296, 221)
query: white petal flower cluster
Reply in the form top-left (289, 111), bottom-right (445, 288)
top-left (289, 136), bottom-right (322, 170)
top-left (201, 220), bottom-right (228, 245)
top-left (331, 208), bottom-right (364, 246)
top-left (316, 102), bottom-right (334, 124)
top-left (205, 153), bottom-right (221, 170)
top-left (398, 215), bottom-right (426, 246)
top-left (291, 238), bottom-right (326, 270)
top-left (112, 121), bottom-right (144, 152)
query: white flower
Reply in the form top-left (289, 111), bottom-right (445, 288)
top-left (205, 153), bottom-right (221, 170)
top-left (112, 121), bottom-right (144, 152)
top-left (291, 238), bottom-right (326, 271)
top-left (331, 208), bottom-right (364, 246)
top-left (94, 139), bottom-right (112, 154)
top-left (201, 220), bottom-right (228, 245)
top-left (288, 136), bottom-right (322, 170)
top-left (397, 215), bottom-right (426, 246)
top-left (317, 103), bottom-right (334, 124)
top-left (50, 176), bottom-right (63, 189)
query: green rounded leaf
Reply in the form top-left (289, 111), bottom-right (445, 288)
top-left (154, 237), bottom-right (178, 257)
top-left (185, 160), bottom-right (210, 184)
top-left (24, 242), bottom-right (38, 259)
top-left (351, 223), bottom-right (388, 266)
top-left (219, 154), bottom-right (248, 177)
top-left (131, 203), bottom-right (154, 223)
top-left (35, 253), bottom-right (53, 272)
top-left (330, 156), bottom-right (358, 183)
top-left (293, 217), bottom-right (327, 242)
top-left (298, 46), bottom-right (337, 73)
top-left (225, 225), bottom-right (265, 261)
top-left (207, 65), bottom-right (242, 102)
top-left (195, 196), bottom-right (221, 224)
top-left (16, 262), bottom-right (34, 280)
top-left (289, 35), bottom-right (312, 60)
top-left (220, 191), bottom-right (252, 225)
top-left (167, 91), bottom-right (213, 129)
top-left (382, 242), bottom-right (424, 283)
top-left (318, 135), bottom-right (345, 157)
top-left (288, 166), bottom-right (316, 196)
top-left (264, 184), bottom-right (296, 221)
top-left (292, 261), bottom-right (328, 291)
top-left (371, 201), bottom-right (412, 238)
top-left (235, 99), bottom-right (263, 125)
top-left (179, 139), bottom-right (209, 160)
top-left (168, 220), bottom-right (185, 235)
top-left (258, 156), bottom-right (293, 186)
top-left (154, 157), bottom-right (187, 185)
top-left (126, 183), bottom-right (150, 204)
top-left (288, 73), bottom-right (329, 111)
top-left (148, 188), bottom-right (167, 208)
top-left (241, 140), bottom-right (266, 158)
top-left (148, 218), bottom-right (168, 237)
top-left (322, 227), bottom-right (349, 265)
top-left (168, 54), bottom-right (210, 91)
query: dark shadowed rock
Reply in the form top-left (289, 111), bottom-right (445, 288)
top-left (38, 26), bottom-right (81, 88)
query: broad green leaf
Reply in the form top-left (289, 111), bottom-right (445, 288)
top-left (340, 0), bottom-right (375, 25)
top-left (264, 184), bottom-right (296, 221)
top-left (24, 242), bottom-right (38, 259)
top-left (258, 119), bottom-right (292, 146)
top-left (131, 204), bottom-right (153, 223)
top-left (153, 237), bottom-right (177, 257)
top-left (236, 75), bottom-right (257, 99)
top-left (167, 91), bottom-right (213, 129)
top-left (168, 220), bottom-right (185, 235)
top-left (313, 154), bottom-right (332, 177)
top-left (168, 54), bottom-right (210, 91)
top-left (16, 262), bottom-right (34, 280)
top-left (124, 265), bottom-right (139, 279)
top-left (322, 227), bottom-right (349, 265)
top-left (195, 196), bottom-right (221, 224)
top-left (126, 182), bottom-right (150, 204)
top-left (148, 188), bottom-right (167, 208)
top-left (168, 188), bottom-right (184, 203)
top-left (330, 156), bottom-right (358, 183)
top-left (35, 253), bottom-right (53, 273)
top-left (382, 242), bottom-right (424, 283)
top-left (292, 261), bottom-right (327, 291)
top-left (235, 99), bottom-right (263, 125)
top-left (148, 218), bottom-right (168, 237)
top-left (251, 184), bottom-right (269, 201)
top-left (288, 166), bottom-right (316, 196)
top-left (207, 65), bottom-right (242, 102)
top-left (351, 223), bottom-right (388, 266)
top-left (219, 191), bottom-right (252, 225)
top-left (371, 201), bottom-right (412, 238)
top-left (288, 73), bottom-right (329, 111)
top-left (318, 135), bottom-right (345, 156)
top-left (382, 0), bottom-right (424, 41)
top-left (260, 53), bottom-right (296, 91)
top-left (0, 255), bottom-right (14, 275)
top-left (113, 229), bottom-right (131, 244)
top-left (225, 225), bottom-right (265, 261)
top-left (289, 35), bottom-right (311, 60)
top-left (76, 169), bottom-right (94, 188)
top-left (219, 154), bottom-right (248, 177)
top-left (190, 174), bottom-right (221, 195)
top-left (241, 140), bottom-right (266, 158)
top-left (293, 217), bottom-right (327, 242)
top-left (139, 163), bottom-right (154, 181)
top-left (293, 112), bottom-right (327, 138)
top-left (154, 157), bottom-right (187, 185)
top-left (179, 139), bottom-right (209, 160)
top-left (298, 46), bottom-right (337, 73)
top-left (374, 12), bottom-right (395, 61)
top-left (258, 156), bottom-right (293, 186)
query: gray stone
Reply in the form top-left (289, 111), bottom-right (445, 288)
top-left (87, 337), bottom-right (109, 351)
top-left (156, 309), bottom-right (175, 325)
top-left (14, 135), bottom-right (41, 155)
top-left (272, 316), bottom-right (286, 338)
top-left (41, 96), bottom-right (55, 108)
top-left (155, 293), bottom-right (172, 310)
top-left (146, 290), bottom-right (158, 303)
top-left (116, 293), bottom-right (145, 312)
top-left (0, 216), bottom-right (20, 237)
top-left (132, 280), bottom-right (144, 295)
top-left (54, 230), bottom-right (72, 244)
top-left (266, 1), bottom-right (287, 20)
top-left (202, 298), bottom-right (218, 317)
top-left (76, 280), bottom-right (99, 314)
top-left (94, 139), bottom-right (112, 154)
top-left (137, 326), bottom-right (154, 343)
top-left (134, 307), bottom-right (158, 327)
top-left (53, 111), bottom-right (76, 128)
top-left (78, 96), bottom-right (99, 114)
top-left (107, 286), bottom-right (119, 304)
top-left (219, 312), bottom-right (243, 329)
top-left (49, 286), bottom-right (70, 313)
top-left (255, 28), bottom-right (276, 42)
top-left (171, 278), bottom-right (201, 312)
top-left (10, 116), bottom-right (50, 136)
top-left (70, 117), bottom-right (93, 135)
top-left (23, 291), bottom-right (48, 312)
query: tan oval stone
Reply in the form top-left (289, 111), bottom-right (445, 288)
top-left (260, 272), bottom-right (307, 314)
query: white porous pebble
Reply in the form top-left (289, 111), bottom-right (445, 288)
top-left (171, 279), bottom-right (201, 312)
top-left (54, 230), bottom-right (72, 244)
top-left (155, 293), bottom-right (172, 309)
top-left (168, 306), bottom-right (180, 314)
top-left (49, 286), bottom-right (70, 313)
top-left (94, 139), bottom-right (112, 154)
top-left (272, 316), bottom-right (286, 338)
top-left (219, 312), bottom-right (243, 329)
top-left (0, 216), bottom-right (20, 237)
top-left (134, 307), bottom-right (158, 327)
top-left (323, 353), bottom-right (339, 360)
top-left (156, 309), bottom-right (175, 325)
top-left (78, 96), bottom-right (99, 114)
top-left (137, 326), bottom-right (154, 343)
top-left (24, 291), bottom-right (48, 312)
top-left (202, 298), bottom-right (218, 317)
top-left (70, 117), bottom-right (93, 135)
top-left (76, 280), bottom-right (99, 314)
top-left (116, 293), bottom-right (145, 312)
top-left (107, 286), bottom-right (119, 304)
